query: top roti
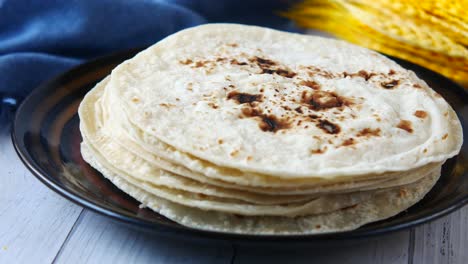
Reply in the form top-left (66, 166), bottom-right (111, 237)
top-left (107, 23), bottom-right (462, 178)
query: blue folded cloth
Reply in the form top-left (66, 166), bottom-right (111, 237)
top-left (0, 0), bottom-right (298, 125)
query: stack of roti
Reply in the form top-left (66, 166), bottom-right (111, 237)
top-left (79, 24), bottom-right (463, 234)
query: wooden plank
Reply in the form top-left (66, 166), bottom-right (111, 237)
top-left (54, 210), bottom-right (234, 264)
top-left (233, 231), bottom-right (410, 264)
top-left (412, 206), bottom-right (468, 264)
top-left (0, 132), bottom-right (83, 263)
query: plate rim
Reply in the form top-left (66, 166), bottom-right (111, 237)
top-left (11, 49), bottom-right (468, 243)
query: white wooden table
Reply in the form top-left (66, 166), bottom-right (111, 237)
top-left (1, 130), bottom-right (466, 264)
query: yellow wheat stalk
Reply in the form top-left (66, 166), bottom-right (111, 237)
top-left (283, 0), bottom-right (468, 83)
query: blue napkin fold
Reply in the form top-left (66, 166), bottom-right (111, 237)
top-left (0, 0), bottom-right (298, 125)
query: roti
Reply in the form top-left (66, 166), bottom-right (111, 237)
top-left (77, 23), bottom-right (462, 234)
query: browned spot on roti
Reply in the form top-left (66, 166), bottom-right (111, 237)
top-left (194, 61), bottom-right (206, 68)
top-left (227, 43), bottom-right (238, 47)
top-left (413, 83), bottom-right (422, 89)
top-left (241, 107), bottom-right (261, 117)
top-left (281, 105), bottom-right (292, 111)
top-left (250, 56), bottom-right (277, 66)
top-left (208, 102), bottom-right (218, 109)
top-left (249, 56), bottom-right (278, 68)
top-left (315, 225), bottom-right (321, 229)
top-left (230, 59), bottom-right (248, 66)
top-left (258, 115), bottom-right (292, 132)
top-left (442, 134), bottom-right (448, 140)
top-left (300, 80), bottom-right (321, 90)
top-left (423, 148), bottom-right (428, 153)
top-left (311, 147), bottom-right (327, 154)
top-left (159, 103), bottom-right (175, 108)
top-left (301, 91), bottom-right (351, 111)
top-left (294, 107), bottom-right (303, 114)
top-left (414, 110), bottom-right (427, 118)
top-left (230, 150), bottom-right (239, 157)
top-left (261, 68), bottom-right (296, 78)
top-left (305, 66), bottom-right (336, 78)
top-left (357, 70), bottom-right (376, 81)
top-left (317, 120), bottom-right (340, 134)
top-left (397, 120), bottom-right (413, 133)
top-left (389, 69), bottom-right (396, 75)
top-left (240, 107), bottom-right (291, 133)
top-left (179, 59), bottom-right (193, 65)
top-left (250, 56), bottom-right (296, 78)
top-left (343, 70), bottom-right (375, 81)
top-left (342, 138), bottom-right (355, 146)
top-left (217, 139), bottom-right (224, 144)
top-left (131, 97), bottom-right (140, 103)
top-left (357, 128), bottom-right (381, 137)
top-left (227, 91), bottom-right (262, 104)
top-left (381, 80), bottom-right (399, 89)
top-left (246, 156), bottom-right (253, 161)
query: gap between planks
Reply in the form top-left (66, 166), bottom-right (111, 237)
top-left (51, 209), bottom-right (86, 263)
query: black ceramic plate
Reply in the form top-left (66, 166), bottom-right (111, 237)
top-left (12, 49), bottom-right (468, 243)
